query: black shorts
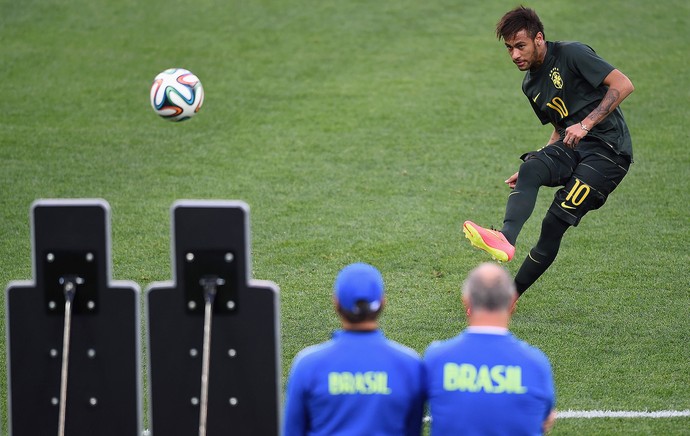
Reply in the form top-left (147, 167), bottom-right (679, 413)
top-left (521, 139), bottom-right (631, 226)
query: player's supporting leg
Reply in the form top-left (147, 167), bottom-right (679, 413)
top-left (513, 146), bottom-right (629, 295)
top-left (500, 157), bottom-right (551, 245)
top-left (514, 211), bottom-right (569, 295)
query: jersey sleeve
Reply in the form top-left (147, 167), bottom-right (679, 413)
top-left (282, 358), bottom-right (310, 436)
top-left (534, 348), bottom-right (556, 417)
top-left (405, 360), bottom-right (426, 436)
top-left (564, 42), bottom-right (616, 88)
top-left (544, 360), bottom-right (556, 415)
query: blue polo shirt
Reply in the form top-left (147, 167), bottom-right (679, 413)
top-left (283, 329), bottom-right (424, 436)
top-left (424, 327), bottom-right (555, 435)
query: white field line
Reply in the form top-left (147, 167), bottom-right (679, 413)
top-left (422, 410), bottom-right (690, 423)
top-left (557, 409), bottom-right (690, 419)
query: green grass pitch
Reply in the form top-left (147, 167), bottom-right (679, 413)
top-left (1, 0), bottom-right (688, 434)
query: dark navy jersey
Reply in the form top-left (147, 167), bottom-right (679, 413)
top-left (424, 328), bottom-right (555, 435)
top-left (523, 41), bottom-right (633, 158)
top-left (283, 329), bottom-right (424, 436)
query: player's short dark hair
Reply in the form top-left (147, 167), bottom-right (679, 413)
top-left (496, 6), bottom-right (545, 41)
top-left (337, 300), bottom-right (382, 323)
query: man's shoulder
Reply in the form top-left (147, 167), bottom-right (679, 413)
top-left (423, 333), bottom-right (465, 360)
top-left (552, 40), bottom-right (597, 58)
top-left (383, 337), bottom-right (422, 362)
top-left (511, 337), bottom-right (553, 367)
top-left (291, 339), bottom-right (338, 368)
top-left (424, 332), bottom-right (549, 360)
top-left (292, 334), bottom-right (421, 367)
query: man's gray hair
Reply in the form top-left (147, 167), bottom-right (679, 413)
top-left (462, 263), bottom-right (517, 311)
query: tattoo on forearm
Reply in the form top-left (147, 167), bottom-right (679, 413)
top-left (587, 89), bottom-right (620, 124)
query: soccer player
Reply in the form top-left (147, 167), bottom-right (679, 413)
top-left (463, 6), bottom-right (634, 297)
top-left (424, 262), bottom-right (556, 435)
top-left (282, 262), bottom-right (424, 436)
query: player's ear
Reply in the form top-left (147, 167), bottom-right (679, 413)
top-left (462, 294), bottom-right (471, 314)
top-left (535, 32), bottom-right (544, 46)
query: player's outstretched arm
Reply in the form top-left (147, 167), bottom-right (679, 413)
top-left (505, 124), bottom-right (563, 188)
top-left (543, 409), bottom-right (557, 434)
top-left (564, 70), bottom-right (634, 147)
top-left (505, 171), bottom-right (518, 189)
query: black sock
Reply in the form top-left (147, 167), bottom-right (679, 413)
top-left (515, 212), bottom-right (569, 295)
top-left (501, 158), bottom-right (551, 245)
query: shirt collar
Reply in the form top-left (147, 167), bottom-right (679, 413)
top-left (465, 326), bottom-right (509, 335)
top-left (333, 329), bottom-right (382, 338)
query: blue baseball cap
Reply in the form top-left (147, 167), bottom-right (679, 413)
top-left (334, 263), bottom-right (384, 314)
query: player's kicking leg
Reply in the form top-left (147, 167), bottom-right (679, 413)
top-left (462, 150), bottom-right (559, 264)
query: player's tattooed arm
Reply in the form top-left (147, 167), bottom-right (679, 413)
top-left (583, 69), bottom-right (634, 128)
top-left (588, 89), bottom-right (620, 121)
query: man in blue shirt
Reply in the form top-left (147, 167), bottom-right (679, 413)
top-left (424, 262), bottom-right (556, 435)
top-left (283, 262), bottom-right (425, 436)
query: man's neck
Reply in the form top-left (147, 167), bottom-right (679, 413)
top-left (468, 311), bottom-right (510, 329)
top-left (531, 41), bottom-right (548, 72)
top-left (342, 320), bottom-right (379, 331)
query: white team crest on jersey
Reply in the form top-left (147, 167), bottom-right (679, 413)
top-left (549, 68), bottom-right (563, 89)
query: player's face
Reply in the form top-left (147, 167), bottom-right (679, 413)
top-left (504, 30), bottom-right (544, 71)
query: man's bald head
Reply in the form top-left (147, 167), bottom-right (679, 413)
top-left (462, 263), bottom-right (517, 312)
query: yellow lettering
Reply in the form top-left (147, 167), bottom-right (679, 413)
top-left (443, 363), bottom-right (458, 390)
top-left (328, 372), bottom-right (338, 394)
top-left (355, 373), bottom-right (366, 392)
top-left (476, 365), bottom-right (494, 393)
top-left (459, 363), bottom-right (478, 392)
top-left (344, 373), bottom-right (352, 394)
top-left (376, 372), bottom-right (392, 394)
top-left (505, 366), bottom-right (528, 394)
top-left (442, 363), bottom-right (528, 394)
top-left (491, 365), bottom-right (506, 393)
top-left (328, 372), bottom-right (391, 395)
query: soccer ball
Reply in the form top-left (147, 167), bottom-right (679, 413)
top-left (150, 68), bottom-right (204, 121)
